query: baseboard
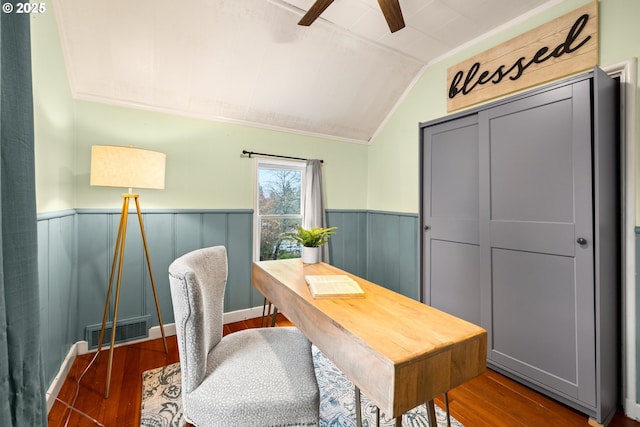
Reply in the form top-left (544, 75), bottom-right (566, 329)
top-left (223, 305), bottom-right (266, 324)
top-left (47, 305), bottom-right (266, 413)
top-left (149, 322), bottom-right (176, 339)
top-left (46, 340), bottom-right (87, 412)
top-left (624, 398), bottom-right (640, 421)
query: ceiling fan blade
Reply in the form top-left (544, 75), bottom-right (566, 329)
top-left (378, 0), bottom-right (405, 33)
top-left (298, 0), bottom-right (336, 26)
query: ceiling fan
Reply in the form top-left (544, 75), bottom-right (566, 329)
top-left (298, 0), bottom-right (405, 33)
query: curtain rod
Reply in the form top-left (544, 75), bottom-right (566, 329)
top-left (241, 150), bottom-right (323, 163)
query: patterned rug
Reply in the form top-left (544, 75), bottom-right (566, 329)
top-left (141, 345), bottom-right (464, 427)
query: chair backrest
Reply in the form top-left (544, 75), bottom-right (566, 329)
top-left (168, 246), bottom-right (228, 393)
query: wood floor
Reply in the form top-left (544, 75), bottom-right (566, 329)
top-left (48, 315), bottom-right (640, 427)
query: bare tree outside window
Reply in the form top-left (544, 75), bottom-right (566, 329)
top-left (256, 163), bottom-right (304, 260)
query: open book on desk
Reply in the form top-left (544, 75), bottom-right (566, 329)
top-left (304, 275), bottom-right (365, 299)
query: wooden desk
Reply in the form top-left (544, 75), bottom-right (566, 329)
top-left (252, 259), bottom-right (487, 424)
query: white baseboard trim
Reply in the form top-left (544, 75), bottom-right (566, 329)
top-left (47, 305), bottom-right (267, 413)
top-left (223, 305), bottom-right (266, 324)
top-left (625, 398), bottom-right (640, 421)
top-left (46, 340), bottom-right (87, 412)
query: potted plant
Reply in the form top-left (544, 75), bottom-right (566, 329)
top-left (281, 225), bottom-right (337, 264)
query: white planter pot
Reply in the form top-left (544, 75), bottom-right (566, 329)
top-left (301, 246), bottom-right (321, 264)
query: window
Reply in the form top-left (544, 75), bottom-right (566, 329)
top-left (254, 159), bottom-right (305, 261)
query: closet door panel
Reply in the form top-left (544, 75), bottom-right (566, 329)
top-left (491, 248), bottom-right (578, 397)
top-left (422, 114), bottom-right (480, 325)
top-left (431, 240), bottom-right (480, 325)
top-left (481, 80), bottom-right (596, 406)
top-left (489, 92), bottom-right (574, 224)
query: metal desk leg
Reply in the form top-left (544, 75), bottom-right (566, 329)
top-left (261, 297), bottom-right (269, 327)
top-left (261, 298), bottom-right (279, 327)
top-left (444, 392), bottom-right (451, 427)
top-left (355, 386), bottom-right (362, 427)
top-left (426, 400), bottom-right (437, 427)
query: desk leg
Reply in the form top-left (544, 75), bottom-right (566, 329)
top-left (355, 386), bottom-right (362, 427)
top-left (394, 414), bottom-right (402, 427)
top-left (426, 400), bottom-right (436, 427)
top-left (261, 298), bottom-right (279, 327)
top-left (261, 297), bottom-right (269, 327)
top-left (444, 392), bottom-right (451, 427)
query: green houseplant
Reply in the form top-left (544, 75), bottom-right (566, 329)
top-left (281, 225), bottom-right (337, 264)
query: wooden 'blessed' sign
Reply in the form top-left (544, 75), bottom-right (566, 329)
top-left (447, 1), bottom-right (598, 112)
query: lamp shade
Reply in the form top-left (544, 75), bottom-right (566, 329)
top-left (90, 145), bottom-right (166, 190)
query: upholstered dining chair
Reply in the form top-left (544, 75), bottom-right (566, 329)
top-left (168, 246), bottom-right (320, 427)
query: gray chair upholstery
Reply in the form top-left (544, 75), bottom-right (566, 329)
top-left (168, 246), bottom-right (320, 427)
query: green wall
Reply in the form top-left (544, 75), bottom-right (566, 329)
top-left (31, 4), bottom-right (75, 213)
top-left (71, 102), bottom-right (369, 211)
top-left (368, 0), bottom-right (640, 216)
top-left (30, 0), bottom-right (368, 214)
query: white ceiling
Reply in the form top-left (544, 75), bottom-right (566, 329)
top-left (52, 0), bottom-right (551, 143)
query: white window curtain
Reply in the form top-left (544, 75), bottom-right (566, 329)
top-left (302, 159), bottom-right (329, 262)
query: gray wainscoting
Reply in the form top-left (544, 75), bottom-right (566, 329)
top-left (75, 209), bottom-right (257, 341)
top-left (37, 210), bottom-right (77, 389)
top-left (365, 211), bottom-right (420, 301)
top-left (37, 208), bottom-right (420, 388)
top-left (326, 210), bottom-right (368, 277)
top-left (326, 210), bottom-right (420, 301)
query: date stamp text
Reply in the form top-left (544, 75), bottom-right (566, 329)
top-left (3, 3), bottom-right (46, 14)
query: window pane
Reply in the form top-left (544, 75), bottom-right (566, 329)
top-left (260, 218), bottom-right (302, 261)
top-left (258, 168), bottom-right (301, 215)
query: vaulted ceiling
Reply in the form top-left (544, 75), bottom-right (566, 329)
top-left (52, 0), bottom-right (550, 143)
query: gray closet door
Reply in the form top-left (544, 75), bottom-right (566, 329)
top-left (479, 79), bottom-right (596, 405)
top-left (422, 115), bottom-right (481, 325)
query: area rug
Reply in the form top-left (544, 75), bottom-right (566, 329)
top-left (141, 345), bottom-right (464, 427)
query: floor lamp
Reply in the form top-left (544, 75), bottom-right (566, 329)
top-left (90, 145), bottom-right (168, 399)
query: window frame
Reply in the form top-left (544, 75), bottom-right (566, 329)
top-left (253, 158), bottom-right (306, 261)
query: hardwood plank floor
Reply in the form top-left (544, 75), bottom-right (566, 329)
top-left (48, 315), bottom-right (639, 427)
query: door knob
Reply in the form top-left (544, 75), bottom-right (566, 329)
top-left (577, 237), bottom-right (587, 245)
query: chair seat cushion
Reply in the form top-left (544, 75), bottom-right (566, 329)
top-left (185, 326), bottom-right (319, 427)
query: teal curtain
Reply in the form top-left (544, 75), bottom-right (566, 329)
top-left (0, 2), bottom-right (47, 426)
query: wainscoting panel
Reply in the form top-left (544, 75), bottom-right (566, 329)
top-left (76, 212), bottom-right (112, 341)
top-left (366, 211), bottom-right (420, 301)
top-left (37, 211), bottom-right (77, 386)
top-left (76, 209), bottom-right (255, 337)
top-left (226, 213), bottom-right (259, 312)
top-left (326, 210), bottom-right (368, 278)
top-left (144, 213), bottom-right (178, 328)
